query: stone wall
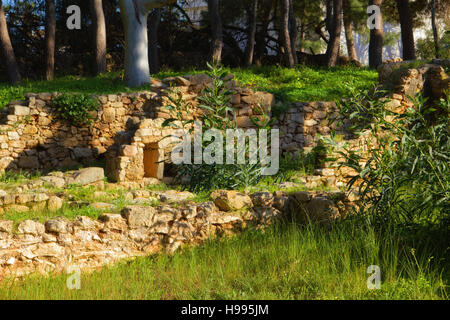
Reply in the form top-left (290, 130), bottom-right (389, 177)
top-left (378, 59), bottom-right (449, 114)
top-left (273, 101), bottom-right (353, 153)
top-left (0, 91), bottom-right (165, 173)
top-left (0, 189), bottom-right (352, 280)
top-left (0, 74), bottom-right (275, 182)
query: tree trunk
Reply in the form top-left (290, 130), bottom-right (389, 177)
top-left (326, 0), bottom-right (333, 33)
top-left (288, 0), bottom-right (298, 64)
top-left (45, 0), bottom-right (56, 80)
top-left (208, 0), bottom-right (223, 63)
top-left (119, 0), bottom-right (175, 87)
top-left (244, 0), bottom-right (258, 66)
top-left (0, 0), bottom-right (21, 84)
top-left (325, 0), bottom-right (343, 67)
top-left (369, 0), bottom-right (384, 68)
top-left (149, 8), bottom-right (161, 74)
top-left (254, 0), bottom-right (273, 66)
top-left (343, 0), bottom-right (357, 61)
top-left (431, 0), bottom-right (440, 58)
top-left (280, 0), bottom-right (294, 67)
top-left (92, 0), bottom-right (107, 75)
top-left (396, 0), bottom-right (415, 60)
top-left (299, 25), bottom-right (305, 52)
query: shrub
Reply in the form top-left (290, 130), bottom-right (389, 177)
top-left (331, 90), bottom-right (449, 226)
top-left (163, 63), bottom-right (274, 192)
top-left (52, 93), bottom-right (99, 126)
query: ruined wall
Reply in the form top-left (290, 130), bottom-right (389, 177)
top-left (0, 74), bottom-right (275, 182)
top-left (378, 59), bottom-right (449, 113)
top-left (0, 189), bottom-right (352, 280)
top-left (0, 91), bottom-right (163, 172)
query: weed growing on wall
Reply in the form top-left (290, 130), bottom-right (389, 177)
top-left (52, 93), bottom-right (99, 126)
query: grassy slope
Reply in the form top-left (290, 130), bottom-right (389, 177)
top-left (0, 219), bottom-right (447, 300)
top-left (0, 66), bottom-right (378, 109)
top-left (1, 66), bottom-right (446, 300)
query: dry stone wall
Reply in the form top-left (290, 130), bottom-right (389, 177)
top-left (0, 74), bottom-right (275, 183)
top-left (378, 59), bottom-right (449, 113)
top-left (0, 189), bottom-right (352, 280)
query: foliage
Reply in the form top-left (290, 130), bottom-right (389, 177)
top-left (162, 63), bottom-right (275, 192)
top-left (331, 89), bottom-right (449, 225)
top-left (0, 170), bottom-right (41, 186)
top-left (417, 30), bottom-right (450, 60)
top-left (52, 93), bottom-right (99, 126)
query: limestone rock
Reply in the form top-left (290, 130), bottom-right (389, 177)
top-left (74, 216), bottom-right (101, 231)
top-left (45, 219), bottom-right (68, 234)
top-left (90, 202), bottom-right (116, 210)
top-left (251, 192), bottom-right (274, 207)
top-left (99, 213), bottom-right (128, 232)
top-left (210, 190), bottom-right (253, 212)
top-left (48, 196), bottom-right (63, 211)
top-left (158, 190), bottom-right (193, 203)
top-left (13, 105), bottom-right (30, 116)
top-left (208, 213), bottom-right (243, 225)
top-left (18, 220), bottom-right (45, 236)
top-left (6, 205), bottom-right (30, 213)
top-left (0, 221), bottom-right (13, 233)
top-left (122, 206), bottom-right (156, 228)
top-left (72, 167), bottom-right (105, 186)
top-left (253, 206), bottom-right (282, 224)
top-left (41, 176), bottom-right (66, 188)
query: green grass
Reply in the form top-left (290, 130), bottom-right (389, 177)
top-left (0, 218), bottom-right (447, 300)
top-left (230, 65), bottom-right (377, 103)
top-left (0, 170), bottom-right (42, 191)
top-left (3, 205), bottom-right (106, 226)
top-left (0, 65), bottom-right (378, 109)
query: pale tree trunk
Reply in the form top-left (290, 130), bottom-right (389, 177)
top-left (119, 0), bottom-right (175, 87)
top-left (0, 0), bottom-right (21, 84)
top-left (369, 0), bottom-right (384, 68)
top-left (280, 0), bottom-right (294, 67)
top-left (245, 0), bottom-right (258, 66)
top-left (343, 0), bottom-right (357, 61)
top-left (92, 0), bottom-right (107, 75)
top-left (45, 0), bottom-right (56, 80)
top-left (149, 8), bottom-right (161, 74)
top-left (208, 0), bottom-right (223, 63)
top-left (288, 0), bottom-right (298, 64)
top-left (325, 0), bottom-right (343, 67)
top-left (431, 0), bottom-right (440, 58)
top-left (396, 0), bottom-right (415, 60)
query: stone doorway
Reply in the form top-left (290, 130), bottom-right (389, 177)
top-left (143, 143), bottom-right (164, 180)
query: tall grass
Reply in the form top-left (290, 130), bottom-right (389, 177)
top-left (0, 218), bottom-right (447, 300)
